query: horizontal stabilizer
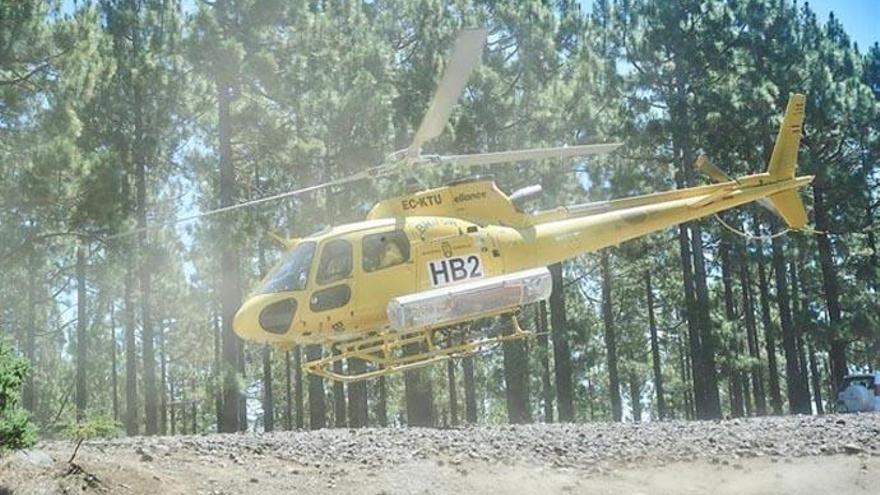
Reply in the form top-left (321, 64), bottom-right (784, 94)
top-left (767, 189), bottom-right (808, 229)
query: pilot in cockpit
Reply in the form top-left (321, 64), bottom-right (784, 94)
top-left (378, 240), bottom-right (405, 269)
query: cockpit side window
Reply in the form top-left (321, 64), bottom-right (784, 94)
top-left (362, 230), bottom-right (410, 272)
top-left (316, 239), bottom-right (353, 285)
top-left (257, 241), bottom-right (316, 294)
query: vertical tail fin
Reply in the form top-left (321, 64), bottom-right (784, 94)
top-left (767, 93), bottom-right (806, 179)
top-left (766, 93), bottom-right (808, 229)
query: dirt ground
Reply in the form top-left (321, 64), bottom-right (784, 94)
top-left (2, 414), bottom-right (879, 494)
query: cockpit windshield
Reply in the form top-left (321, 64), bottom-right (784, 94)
top-left (257, 241), bottom-right (316, 294)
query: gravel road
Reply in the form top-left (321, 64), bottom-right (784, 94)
top-left (3, 414), bottom-right (879, 494)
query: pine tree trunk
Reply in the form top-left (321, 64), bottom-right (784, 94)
top-left (217, 78), bottom-right (241, 433)
top-left (671, 90), bottom-right (709, 420)
top-left (719, 238), bottom-right (744, 418)
top-left (501, 315), bottom-right (531, 424)
top-left (867, 231), bottom-right (879, 291)
top-left (536, 302), bottom-right (554, 422)
top-left (22, 253), bottom-right (36, 413)
top-left (600, 252), bottom-right (622, 421)
top-left (332, 353), bottom-right (346, 428)
top-left (124, 265), bottom-right (139, 435)
top-left (284, 350), bottom-right (293, 430)
top-left (677, 226), bottom-right (706, 418)
top-left (670, 81), bottom-right (721, 419)
top-left (347, 358), bottom-right (368, 428)
top-left (690, 225), bottom-right (721, 419)
top-left (169, 380), bottom-right (176, 435)
top-left (645, 271), bottom-right (666, 420)
top-left (376, 375), bottom-right (388, 427)
top-left (629, 372), bottom-right (642, 422)
top-left (861, 130), bottom-right (878, 290)
top-left (807, 341), bottom-right (824, 414)
top-left (191, 380), bottom-right (198, 433)
top-left (586, 376), bottom-right (595, 420)
top-left (447, 359), bottom-right (458, 426)
top-left (262, 345), bottom-right (274, 432)
top-left (677, 336), bottom-right (694, 420)
top-left (75, 244), bottom-right (88, 422)
top-left (213, 313), bottom-right (222, 430)
top-left (294, 346), bottom-right (304, 429)
top-left (159, 319), bottom-right (168, 435)
top-left (811, 183), bottom-right (847, 393)
top-left (770, 235), bottom-right (811, 414)
top-left (111, 303), bottom-right (119, 422)
top-left (257, 246), bottom-right (274, 432)
top-left (742, 372), bottom-right (754, 416)
top-left (755, 244), bottom-right (783, 415)
top-left (547, 263), bottom-right (574, 421)
top-left (306, 345), bottom-right (326, 429)
top-left (404, 343), bottom-right (435, 426)
top-left (138, 236), bottom-right (158, 434)
top-left (132, 19), bottom-right (158, 435)
top-left (739, 246), bottom-right (767, 416)
top-left (789, 263), bottom-right (812, 411)
top-left (792, 246), bottom-right (823, 414)
top-left (180, 387), bottom-right (187, 434)
top-left (462, 354), bottom-right (477, 424)
top-left (237, 339), bottom-right (247, 431)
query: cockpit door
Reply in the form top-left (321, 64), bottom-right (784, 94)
top-left (309, 237), bottom-right (355, 337)
top-left (356, 229), bottom-right (416, 329)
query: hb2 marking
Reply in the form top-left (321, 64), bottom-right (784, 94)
top-left (428, 255), bottom-right (483, 287)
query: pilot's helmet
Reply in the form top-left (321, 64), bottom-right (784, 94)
top-left (381, 241), bottom-right (404, 266)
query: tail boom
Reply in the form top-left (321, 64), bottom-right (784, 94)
top-left (505, 176), bottom-right (812, 270)
top-left (503, 93), bottom-right (813, 269)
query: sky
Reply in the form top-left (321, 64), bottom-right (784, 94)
top-left (807, 0), bottom-right (879, 50)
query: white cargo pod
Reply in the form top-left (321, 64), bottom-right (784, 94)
top-left (387, 267), bottom-right (552, 330)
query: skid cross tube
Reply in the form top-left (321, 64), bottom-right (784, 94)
top-left (304, 316), bottom-right (531, 383)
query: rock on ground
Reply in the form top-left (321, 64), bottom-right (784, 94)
top-left (1, 414), bottom-right (879, 494)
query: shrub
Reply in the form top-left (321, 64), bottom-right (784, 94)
top-left (63, 415), bottom-right (122, 443)
top-left (0, 341), bottom-right (37, 451)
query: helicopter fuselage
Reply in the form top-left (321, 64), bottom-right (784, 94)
top-left (233, 172), bottom-right (811, 347)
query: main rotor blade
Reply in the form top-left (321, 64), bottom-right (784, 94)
top-left (432, 143), bottom-right (623, 167)
top-left (409, 28), bottom-right (487, 155)
top-left (105, 166), bottom-right (387, 241)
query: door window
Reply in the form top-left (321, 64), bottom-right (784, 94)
top-left (310, 285), bottom-right (351, 312)
top-left (316, 239), bottom-right (352, 285)
top-left (362, 230), bottom-right (410, 272)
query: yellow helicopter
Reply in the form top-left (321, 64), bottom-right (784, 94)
top-left (178, 29), bottom-right (814, 382)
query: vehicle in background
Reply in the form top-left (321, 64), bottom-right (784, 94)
top-left (836, 374), bottom-right (877, 413)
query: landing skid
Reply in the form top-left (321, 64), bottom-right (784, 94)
top-left (303, 315), bottom-right (533, 383)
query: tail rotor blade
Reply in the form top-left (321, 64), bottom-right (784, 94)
top-left (408, 28), bottom-right (487, 156)
top-left (695, 154), bottom-right (733, 183)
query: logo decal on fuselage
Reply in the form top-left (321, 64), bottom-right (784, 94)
top-left (428, 254), bottom-right (483, 287)
top-left (453, 191), bottom-right (487, 203)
